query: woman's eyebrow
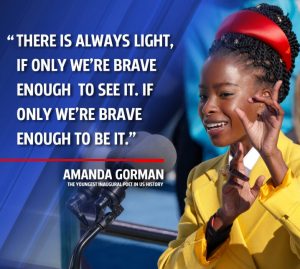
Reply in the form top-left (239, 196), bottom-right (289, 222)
top-left (199, 82), bottom-right (240, 89)
top-left (214, 82), bottom-right (240, 88)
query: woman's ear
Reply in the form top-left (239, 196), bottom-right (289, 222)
top-left (256, 89), bottom-right (271, 117)
top-left (262, 89), bottom-right (272, 98)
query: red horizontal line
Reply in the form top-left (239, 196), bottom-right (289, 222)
top-left (0, 158), bottom-right (164, 163)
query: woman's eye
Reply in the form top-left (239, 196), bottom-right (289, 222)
top-left (199, 94), bottom-right (207, 101)
top-left (220, 92), bottom-right (233, 98)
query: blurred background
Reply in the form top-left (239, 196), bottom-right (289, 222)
top-left (0, 1), bottom-right (299, 268)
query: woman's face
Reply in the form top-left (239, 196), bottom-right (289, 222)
top-left (199, 54), bottom-right (264, 148)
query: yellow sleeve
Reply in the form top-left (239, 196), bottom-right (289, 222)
top-left (158, 168), bottom-right (228, 269)
top-left (259, 168), bottom-right (300, 259)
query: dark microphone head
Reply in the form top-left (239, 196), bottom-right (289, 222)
top-left (66, 187), bottom-right (101, 226)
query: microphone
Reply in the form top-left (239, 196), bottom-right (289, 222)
top-left (67, 187), bottom-right (100, 226)
top-left (67, 131), bottom-right (177, 225)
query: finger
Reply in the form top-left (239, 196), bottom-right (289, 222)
top-left (272, 101), bottom-right (284, 117)
top-left (237, 142), bottom-right (244, 166)
top-left (230, 142), bottom-right (245, 170)
top-left (235, 107), bottom-right (252, 130)
top-left (250, 96), bottom-right (281, 118)
top-left (229, 143), bottom-right (248, 185)
top-left (229, 168), bottom-right (249, 182)
top-left (272, 80), bottom-right (282, 102)
top-left (227, 177), bottom-right (243, 189)
top-left (250, 175), bottom-right (265, 197)
top-left (235, 142), bottom-right (246, 171)
top-left (249, 95), bottom-right (275, 106)
top-left (234, 142), bottom-right (243, 162)
top-left (229, 145), bottom-right (249, 183)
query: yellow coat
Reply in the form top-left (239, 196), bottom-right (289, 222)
top-left (158, 133), bottom-right (300, 269)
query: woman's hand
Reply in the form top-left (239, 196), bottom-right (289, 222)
top-left (234, 80), bottom-right (288, 186)
top-left (220, 142), bottom-right (265, 226)
top-left (235, 80), bottom-right (283, 157)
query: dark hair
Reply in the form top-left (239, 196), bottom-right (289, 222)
top-left (209, 3), bottom-right (300, 103)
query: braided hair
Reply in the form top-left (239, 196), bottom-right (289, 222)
top-left (209, 3), bottom-right (300, 103)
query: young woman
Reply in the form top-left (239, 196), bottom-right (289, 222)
top-left (158, 4), bottom-right (300, 269)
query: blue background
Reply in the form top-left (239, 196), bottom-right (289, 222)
top-left (0, 0), bottom-right (200, 268)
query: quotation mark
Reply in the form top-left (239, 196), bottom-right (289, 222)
top-left (128, 132), bottom-right (136, 138)
top-left (7, 35), bottom-right (14, 41)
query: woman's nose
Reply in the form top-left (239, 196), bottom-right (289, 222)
top-left (200, 97), bottom-right (218, 116)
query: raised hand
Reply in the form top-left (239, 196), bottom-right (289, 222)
top-left (235, 80), bottom-right (283, 157)
top-left (220, 142), bottom-right (265, 225)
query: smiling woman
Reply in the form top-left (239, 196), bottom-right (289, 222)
top-left (158, 3), bottom-right (300, 269)
top-left (198, 55), bottom-right (264, 149)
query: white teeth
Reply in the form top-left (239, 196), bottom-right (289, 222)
top-left (206, 122), bottom-right (227, 129)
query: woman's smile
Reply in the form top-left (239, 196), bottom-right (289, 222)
top-left (204, 120), bottom-right (229, 136)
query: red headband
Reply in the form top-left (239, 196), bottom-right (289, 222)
top-left (216, 10), bottom-right (292, 71)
